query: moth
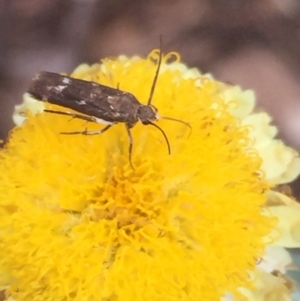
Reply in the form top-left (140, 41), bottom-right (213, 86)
top-left (27, 40), bottom-right (190, 169)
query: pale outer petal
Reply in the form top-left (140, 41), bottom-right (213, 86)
top-left (268, 191), bottom-right (300, 248)
top-left (221, 255), bottom-right (294, 301)
top-left (242, 112), bottom-right (300, 184)
top-left (258, 245), bottom-right (293, 273)
top-left (239, 268), bottom-right (293, 301)
top-left (261, 142), bottom-right (300, 184)
top-left (12, 93), bottom-right (45, 126)
top-left (242, 113), bottom-right (277, 149)
top-left (222, 85), bottom-right (256, 119)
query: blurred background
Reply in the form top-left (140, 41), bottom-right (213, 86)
top-left (0, 0), bottom-right (300, 299)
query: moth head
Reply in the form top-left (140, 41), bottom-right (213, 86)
top-left (137, 104), bottom-right (158, 124)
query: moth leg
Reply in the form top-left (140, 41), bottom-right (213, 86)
top-left (125, 124), bottom-right (134, 170)
top-left (60, 124), bottom-right (112, 136)
top-left (44, 109), bottom-right (97, 123)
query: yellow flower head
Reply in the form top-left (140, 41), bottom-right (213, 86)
top-left (0, 50), bottom-right (275, 301)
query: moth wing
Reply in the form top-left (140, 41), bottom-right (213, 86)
top-left (28, 71), bottom-right (141, 123)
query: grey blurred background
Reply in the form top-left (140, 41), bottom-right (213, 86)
top-left (1, 0), bottom-right (300, 190)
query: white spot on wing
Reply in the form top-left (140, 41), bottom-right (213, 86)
top-left (94, 117), bottom-right (114, 125)
top-left (62, 77), bottom-right (71, 84)
top-left (48, 85), bottom-right (67, 92)
top-left (77, 100), bottom-right (86, 105)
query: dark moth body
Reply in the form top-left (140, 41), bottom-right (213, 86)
top-left (28, 72), bottom-right (155, 127)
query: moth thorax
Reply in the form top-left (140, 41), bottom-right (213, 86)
top-left (137, 105), bottom-right (158, 124)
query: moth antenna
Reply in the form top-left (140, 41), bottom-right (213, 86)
top-left (147, 35), bottom-right (163, 106)
top-left (148, 121), bottom-right (171, 155)
top-left (159, 116), bottom-right (192, 137)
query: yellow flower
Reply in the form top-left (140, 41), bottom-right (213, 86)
top-left (219, 86), bottom-right (300, 301)
top-left (1, 50), bottom-right (277, 301)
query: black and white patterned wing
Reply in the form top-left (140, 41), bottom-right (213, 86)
top-left (28, 71), bottom-right (141, 124)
